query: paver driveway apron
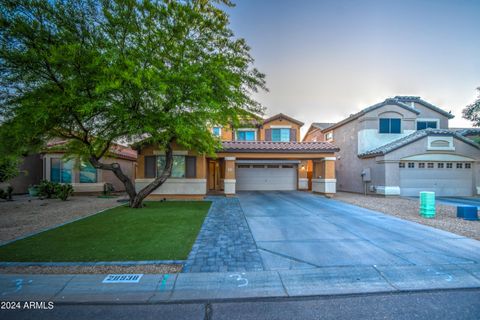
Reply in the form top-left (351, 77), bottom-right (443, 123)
top-left (237, 191), bottom-right (480, 270)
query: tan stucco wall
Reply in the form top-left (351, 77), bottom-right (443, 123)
top-left (136, 143), bottom-right (206, 180)
top-left (8, 154), bottom-right (43, 194)
top-left (261, 118), bottom-right (301, 141)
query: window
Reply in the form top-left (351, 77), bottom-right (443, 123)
top-left (418, 163), bottom-right (425, 168)
top-left (417, 121), bottom-right (437, 130)
top-left (456, 163), bottom-right (463, 169)
top-left (399, 163), bottom-right (405, 168)
top-left (427, 163), bottom-right (434, 168)
top-left (271, 128), bottom-right (291, 142)
top-left (465, 163), bottom-right (472, 169)
top-left (446, 163), bottom-right (453, 168)
top-left (237, 165), bottom-right (250, 168)
top-left (325, 132), bottom-right (334, 141)
top-left (80, 161), bottom-right (97, 183)
top-left (408, 162), bottom-right (415, 168)
top-left (236, 130), bottom-right (255, 141)
top-left (282, 165), bottom-right (294, 168)
top-left (252, 165), bottom-right (265, 168)
top-left (212, 127), bottom-right (221, 137)
top-left (50, 158), bottom-right (73, 183)
top-left (379, 118), bottom-right (401, 134)
top-left (438, 163), bottom-right (444, 169)
top-left (267, 165), bottom-right (280, 168)
top-left (157, 155), bottom-right (186, 178)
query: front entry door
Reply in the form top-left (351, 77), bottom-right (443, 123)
top-left (208, 161), bottom-right (216, 190)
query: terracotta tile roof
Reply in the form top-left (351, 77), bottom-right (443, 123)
top-left (358, 128), bottom-right (480, 158)
top-left (221, 141), bottom-right (339, 153)
top-left (46, 140), bottom-right (137, 161)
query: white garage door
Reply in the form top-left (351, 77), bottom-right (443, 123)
top-left (400, 162), bottom-right (473, 196)
top-left (236, 164), bottom-right (297, 191)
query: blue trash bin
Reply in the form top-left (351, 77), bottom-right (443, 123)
top-left (458, 205), bottom-right (478, 221)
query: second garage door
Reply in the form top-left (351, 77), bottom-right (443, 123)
top-left (400, 161), bottom-right (473, 196)
top-left (236, 164), bottom-right (297, 191)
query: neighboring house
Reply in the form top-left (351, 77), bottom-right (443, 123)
top-left (303, 96), bottom-right (480, 197)
top-left (9, 141), bottom-right (137, 194)
top-left (134, 113), bottom-right (339, 199)
top-left (303, 123), bottom-right (335, 142)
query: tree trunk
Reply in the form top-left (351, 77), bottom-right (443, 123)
top-left (130, 144), bottom-right (173, 208)
top-left (89, 141), bottom-right (174, 208)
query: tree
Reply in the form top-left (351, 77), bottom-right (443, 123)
top-left (0, 156), bottom-right (19, 183)
top-left (463, 87), bottom-right (480, 127)
top-left (0, 0), bottom-right (266, 207)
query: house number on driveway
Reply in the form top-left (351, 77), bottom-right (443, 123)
top-left (229, 273), bottom-right (248, 287)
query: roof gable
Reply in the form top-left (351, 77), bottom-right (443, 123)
top-left (263, 113), bottom-right (304, 126)
top-left (323, 98), bottom-right (420, 132)
top-left (394, 96), bottom-right (454, 119)
top-left (358, 128), bottom-right (480, 158)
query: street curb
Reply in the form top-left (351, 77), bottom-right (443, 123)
top-left (2, 264), bottom-right (479, 304)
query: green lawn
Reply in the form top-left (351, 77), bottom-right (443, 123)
top-left (0, 201), bottom-right (211, 262)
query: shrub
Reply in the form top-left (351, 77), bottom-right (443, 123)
top-left (0, 186), bottom-right (13, 201)
top-left (103, 183), bottom-right (115, 196)
top-left (38, 180), bottom-right (58, 198)
top-left (55, 184), bottom-right (73, 201)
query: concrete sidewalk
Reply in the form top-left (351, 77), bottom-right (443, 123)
top-left (2, 263), bottom-right (480, 303)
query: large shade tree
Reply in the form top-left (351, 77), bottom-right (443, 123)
top-left (463, 87), bottom-right (480, 126)
top-left (0, 0), bottom-right (266, 207)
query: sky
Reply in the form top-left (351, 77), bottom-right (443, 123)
top-left (225, 0), bottom-right (480, 136)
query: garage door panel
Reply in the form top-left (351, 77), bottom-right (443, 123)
top-left (400, 166), bottom-right (472, 197)
top-left (236, 166), bottom-right (297, 191)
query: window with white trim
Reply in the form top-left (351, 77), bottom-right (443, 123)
top-left (465, 163), bottom-right (472, 169)
top-left (399, 163), bottom-right (405, 168)
top-left (456, 163), bottom-right (463, 169)
top-left (437, 163), bottom-right (444, 169)
top-left (212, 127), bottom-right (221, 137)
top-left (427, 163), bottom-right (434, 168)
top-left (418, 163), bottom-right (425, 168)
top-left (417, 121), bottom-right (438, 130)
top-left (446, 163), bottom-right (453, 168)
top-left (408, 162), bottom-right (415, 168)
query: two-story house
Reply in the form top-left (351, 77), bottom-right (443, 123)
top-left (304, 96), bottom-right (480, 197)
top-left (134, 113), bottom-right (339, 199)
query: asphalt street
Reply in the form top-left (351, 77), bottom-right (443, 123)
top-left (2, 289), bottom-right (479, 320)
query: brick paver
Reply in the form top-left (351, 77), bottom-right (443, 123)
top-left (183, 197), bottom-right (264, 273)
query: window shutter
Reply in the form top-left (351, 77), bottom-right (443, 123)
top-left (144, 155), bottom-right (157, 178)
top-left (290, 129), bottom-right (297, 142)
top-left (265, 129), bottom-right (272, 141)
top-left (185, 156), bottom-right (196, 178)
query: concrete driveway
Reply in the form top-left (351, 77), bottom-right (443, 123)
top-left (237, 191), bottom-right (480, 271)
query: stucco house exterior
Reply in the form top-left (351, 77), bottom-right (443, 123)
top-left (304, 96), bottom-right (480, 197)
top-left (9, 141), bottom-right (137, 194)
top-left (134, 113), bottom-right (339, 199)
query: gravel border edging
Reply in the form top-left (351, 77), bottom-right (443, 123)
top-left (0, 260), bottom-right (185, 267)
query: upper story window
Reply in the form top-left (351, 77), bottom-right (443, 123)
top-left (236, 130), bottom-right (255, 141)
top-left (417, 121), bottom-right (437, 130)
top-left (325, 132), bottom-right (333, 141)
top-left (212, 127), bottom-right (221, 137)
top-left (379, 118), bottom-right (401, 134)
top-left (271, 128), bottom-right (290, 142)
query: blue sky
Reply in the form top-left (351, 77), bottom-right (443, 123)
top-left (226, 0), bottom-right (480, 135)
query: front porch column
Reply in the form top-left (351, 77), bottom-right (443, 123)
top-left (312, 157), bottom-right (336, 195)
top-left (224, 157), bottom-right (236, 195)
top-left (298, 160), bottom-right (309, 190)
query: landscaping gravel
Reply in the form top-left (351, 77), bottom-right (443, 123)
top-left (335, 192), bottom-right (480, 241)
top-left (0, 195), bottom-right (124, 243)
top-left (0, 264), bottom-right (182, 274)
